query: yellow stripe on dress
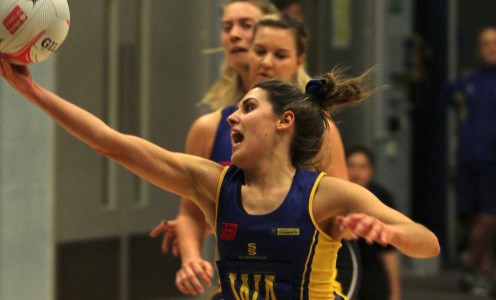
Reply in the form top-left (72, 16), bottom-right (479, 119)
top-left (307, 172), bottom-right (346, 300)
top-left (213, 165), bottom-right (230, 239)
top-left (307, 232), bottom-right (342, 299)
top-left (300, 229), bottom-right (319, 299)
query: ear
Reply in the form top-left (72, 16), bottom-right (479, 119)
top-left (276, 111), bottom-right (295, 131)
top-left (296, 53), bottom-right (306, 68)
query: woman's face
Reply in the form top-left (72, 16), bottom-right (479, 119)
top-left (479, 28), bottom-right (496, 65)
top-left (227, 88), bottom-right (281, 168)
top-left (248, 26), bottom-right (305, 86)
top-left (221, 2), bottom-right (264, 73)
top-left (347, 152), bottom-right (374, 187)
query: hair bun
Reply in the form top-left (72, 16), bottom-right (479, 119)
top-left (305, 79), bottom-right (328, 104)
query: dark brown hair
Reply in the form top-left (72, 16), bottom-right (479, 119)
top-left (252, 12), bottom-right (307, 56)
top-left (253, 68), bottom-right (376, 169)
top-left (346, 146), bottom-right (376, 168)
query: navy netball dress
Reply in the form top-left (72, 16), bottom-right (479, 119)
top-left (215, 166), bottom-right (346, 300)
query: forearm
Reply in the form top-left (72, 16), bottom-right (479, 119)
top-left (388, 222), bottom-right (440, 258)
top-left (176, 199), bottom-right (209, 263)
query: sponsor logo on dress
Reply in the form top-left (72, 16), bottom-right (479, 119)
top-left (270, 228), bottom-right (300, 236)
top-left (229, 272), bottom-right (277, 299)
top-left (220, 222), bottom-right (238, 240)
top-left (248, 242), bottom-right (257, 256)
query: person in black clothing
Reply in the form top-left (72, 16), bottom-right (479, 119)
top-left (346, 146), bottom-right (401, 300)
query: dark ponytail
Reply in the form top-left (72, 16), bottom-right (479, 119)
top-left (308, 67), bottom-right (376, 112)
top-left (253, 67), bottom-right (377, 169)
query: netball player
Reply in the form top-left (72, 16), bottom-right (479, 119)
top-left (150, 12), bottom-right (356, 298)
top-left (0, 56), bottom-right (440, 299)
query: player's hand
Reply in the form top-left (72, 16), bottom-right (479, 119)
top-left (149, 219), bottom-right (179, 256)
top-left (0, 57), bottom-right (34, 95)
top-left (175, 258), bottom-right (214, 295)
top-left (336, 213), bottom-right (392, 246)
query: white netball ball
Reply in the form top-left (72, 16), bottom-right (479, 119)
top-left (0, 0), bottom-right (70, 64)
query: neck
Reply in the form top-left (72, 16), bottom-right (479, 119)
top-left (238, 67), bottom-right (251, 93)
top-left (243, 154), bottom-right (296, 189)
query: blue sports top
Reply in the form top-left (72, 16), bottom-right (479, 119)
top-left (448, 66), bottom-right (496, 162)
top-left (210, 106), bottom-right (237, 166)
top-left (215, 166), bottom-right (344, 300)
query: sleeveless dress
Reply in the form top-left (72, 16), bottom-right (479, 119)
top-left (215, 166), bottom-right (346, 300)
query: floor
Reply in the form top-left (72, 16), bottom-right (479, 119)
top-left (402, 270), bottom-right (492, 300)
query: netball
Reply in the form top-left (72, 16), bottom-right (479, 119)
top-left (0, 0), bottom-right (70, 65)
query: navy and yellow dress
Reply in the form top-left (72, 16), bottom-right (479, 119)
top-left (210, 105), bottom-right (237, 166)
top-left (215, 165), bottom-right (346, 300)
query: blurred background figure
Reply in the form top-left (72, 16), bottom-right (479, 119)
top-left (271, 0), bottom-right (304, 22)
top-left (447, 26), bottom-right (496, 297)
top-left (346, 146), bottom-right (401, 300)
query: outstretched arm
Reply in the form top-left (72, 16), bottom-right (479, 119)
top-left (0, 59), bottom-right (222, 215)
top-left (314, 177), bottom-right (440, 258)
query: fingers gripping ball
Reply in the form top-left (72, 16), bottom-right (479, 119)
top-left (0, 0), bottom-right (70, 65)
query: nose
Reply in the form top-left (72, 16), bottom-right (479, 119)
top-left (229, 24), bottom-right (242, 42)
top-left (261, 53), bottom-right (273, 68)
top-left (227, 109), bottom-right (239, 127)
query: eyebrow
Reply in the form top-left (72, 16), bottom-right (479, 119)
top-left (252, 43), bottom-right (292, 53)
top-left (222, 17), bottom-right (257, 24)
top-left (237, 97), bottom-right (259, 109)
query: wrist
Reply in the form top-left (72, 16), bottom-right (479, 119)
top-left (181, 253), bottom-right (203, 265)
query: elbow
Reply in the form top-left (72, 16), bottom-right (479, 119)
top-left (90, 128), bottom-right (124, 159)
top-left (94, 144), bottom-right (121, 161)
top-left (94, 145), bottom-right (114, 157)
top-left (92, 132), bottom-right (124, 159)
top-left (431, 238), bottom-right (441, 257)
top-left (420, 235), bottom-right (441, 258)
top-left (426, 231), bottom-right (441, 258)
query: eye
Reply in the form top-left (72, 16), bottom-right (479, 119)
top-left (243, 102), bottom-right (256, 113)
top-left (222, 23), bottom-right (232, 33)
top-left (241, 21), bottom-right (254, 30)
top-left (253, 47), bottom-right (266, 56)
top-left (275, 51), bottom-right (288, 59)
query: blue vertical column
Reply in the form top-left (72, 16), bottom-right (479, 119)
top-left (412, 0), bottom-right (448, 258)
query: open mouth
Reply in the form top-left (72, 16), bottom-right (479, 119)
top-left (231, 130), bottom-right (244, 145)
top-left (258, 72), bottom-right (272, 79)
top-left (231, 46), bottom-right (247, 54)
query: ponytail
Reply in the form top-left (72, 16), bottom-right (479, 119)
top-left (306, 67), bottom-right (377, 113)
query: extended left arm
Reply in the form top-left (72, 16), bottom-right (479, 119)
top-left (314, 177), bottom-right (440, 258)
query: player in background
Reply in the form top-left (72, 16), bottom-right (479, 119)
top-left (447, 26), bottom-right (496, 296)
